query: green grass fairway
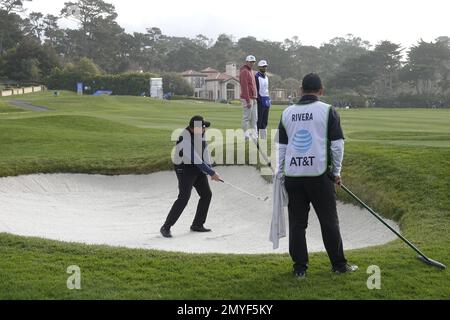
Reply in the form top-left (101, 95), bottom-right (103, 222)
top-left (0, 91), bottom-right (449, 299)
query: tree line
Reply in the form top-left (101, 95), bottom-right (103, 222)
top-left (1, 0), bottom-right (450, 106)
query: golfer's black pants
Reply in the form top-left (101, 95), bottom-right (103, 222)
top-left (257, 101), bottom-right (270, 131)
top-left (164, 165), bottom-right (212, 228)
top-left (284, 174), bottom-right (347, 271)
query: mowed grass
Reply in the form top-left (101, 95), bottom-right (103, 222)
top-left (0, 91), bottom-right (449, 299)
top-left (0, 99), bottom-right (27, 114)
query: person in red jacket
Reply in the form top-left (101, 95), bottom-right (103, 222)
top-left (240, 55), bottom-right (258, 140)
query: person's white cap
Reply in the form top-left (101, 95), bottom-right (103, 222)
top-left (258, 60), bottom-right (268, 67)
top-left (246, 55), bottom-right (256, 62)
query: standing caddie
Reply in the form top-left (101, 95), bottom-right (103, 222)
top-left (276, 73), bottom-right (358, 278)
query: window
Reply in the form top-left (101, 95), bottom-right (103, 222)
top-left (194, 77), bottom-right (204, 89)
top-left (227, 83), bottom-right (235, 100)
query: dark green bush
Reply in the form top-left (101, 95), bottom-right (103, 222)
top-left (160, 72), bottom-right (194, 96)
top-left (373, 94), bottom-right (450, 108)
top-left (46, 68), bottom-right (197, 97)
top-left (46, 70), bottom-right (159, 96)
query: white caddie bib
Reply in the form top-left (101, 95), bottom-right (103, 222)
top-left (282, 101), bottom-right (331, 177)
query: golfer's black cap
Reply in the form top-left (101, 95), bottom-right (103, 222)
top-left (302, 73), bottom-right (323, 92)
top-left (189, 115), bottom-right (211, 129)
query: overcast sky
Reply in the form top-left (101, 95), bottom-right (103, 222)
top-left (24, 0), bottom-right (450, 49)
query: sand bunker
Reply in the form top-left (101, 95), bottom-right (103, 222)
top-left (0, 166), bottom-right (399, 254)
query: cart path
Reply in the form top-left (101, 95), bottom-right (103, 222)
top-left (8, 100), bottom-right (52, 112)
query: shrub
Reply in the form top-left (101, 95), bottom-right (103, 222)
top-left (373, 94), bottom-right (450, 108)
top-left (47, 68), bottom-right (158, 96)
top-left (171, 96), bottom-right (210, 102)
top-left (160, 72), bottom-right (194, 96)
top-left (84, 73), bottom-right (158, 96)
top-left (47, 62), bottom-right (195, 96)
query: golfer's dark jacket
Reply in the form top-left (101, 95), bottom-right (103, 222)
top-left (174, 128), bottom-right (215, 176)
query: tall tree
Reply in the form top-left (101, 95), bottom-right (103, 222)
top-left (61, 0), bottom-right (117, 26)
top-left (320, 34), bottom-right (371, 82)
top-left (0, 10), bottom-right (23, 53)
top-left (43, 14), bottom-right (63, 47)
top-left (61, 0), bottom-right (118, 58)
top-left (283, 78), bottom-right (301, 97)
top-left (209, 34), bottom-right (241, 70)
top-left (1, 39), bottom-right (60, 82)
top-left (372, 41), bottom-right (403, 95)
top-left (329, 52), bottom-right (379, 96)
top-left (237, 36), bottom-right (292, 78)
top-left (401, 40), bottom-right (450, 95)
top-left (165, 42), bottom-right (207, 72)
top-left (23, 11), bottom-right (44, 42)
top-left (193, 34), bottom-right (213, 49)
top-left (0, 0), bottom-right (31, 13)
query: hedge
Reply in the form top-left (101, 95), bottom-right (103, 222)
top-left (46, 71), bottom-right (159, 96)
top-left (373, 94), bottom-right (450, 108)
top-left (322, 93), bottom-right (450, 108)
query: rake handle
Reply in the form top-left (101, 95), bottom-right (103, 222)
top-left (341, 184), bottom-right (429, 260)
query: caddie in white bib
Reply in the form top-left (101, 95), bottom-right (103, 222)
top-left (274, 73), bottom-right (356, 278)
top-left (281, 101), bottom-right (330, 177)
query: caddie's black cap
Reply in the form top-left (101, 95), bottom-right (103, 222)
top-left (302, 73), bottom-right (323, 92)
top-left (189, 115), bottom-right (211, 129)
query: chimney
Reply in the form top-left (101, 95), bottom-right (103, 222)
top-left (226, 62), bottom-right (237, 78)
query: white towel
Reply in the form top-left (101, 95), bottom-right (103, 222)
top-left (270, 174), bottom-right (288, 249)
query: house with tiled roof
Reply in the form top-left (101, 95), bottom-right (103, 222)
top-left (181, 63), bottom-right (241, 101)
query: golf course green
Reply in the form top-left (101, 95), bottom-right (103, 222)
top-left (0, 91), bottom-right (449, 299)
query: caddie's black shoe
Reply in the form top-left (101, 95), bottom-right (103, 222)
top-left (160, 226), bottom-right (172, 238)
top-left (190, 225), bottom-right (212, 233)
top-left (332, 263), bottom-right (359, 274)
top-left (293, 269), bottom-right (307, 279)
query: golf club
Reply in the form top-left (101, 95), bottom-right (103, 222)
top-left (219, 179), bottom-right (269, 202)
top-left (341, 184), bottom-right (446, 270)
top-left (249, 135), bottom-right (275, 175)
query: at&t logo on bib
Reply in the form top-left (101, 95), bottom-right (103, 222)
top-left (293, 130), bottom-right (313, 153)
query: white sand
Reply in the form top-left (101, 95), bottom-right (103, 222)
top-left (0, 166), bottom-right (399, 254)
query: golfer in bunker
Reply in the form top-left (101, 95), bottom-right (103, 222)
top-left (160, 116), bottom-right (221, 238)
top-left (277, 73), bottom-right (358, 278)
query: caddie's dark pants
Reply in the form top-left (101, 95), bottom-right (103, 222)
top-left (257, 101), bottom-right (270, 131)
top-left (284, 174), bottom-right (347, 271)
top-left (164, 165), bottom-right (212, 228)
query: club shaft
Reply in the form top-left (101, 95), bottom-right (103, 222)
top-left (221, 180), bottom-right (264, 200)
top-left (250, 137), bottom-right (275, 174)
top-left (341, 184), bottom-right (429, 260)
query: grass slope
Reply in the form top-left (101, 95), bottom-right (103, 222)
top-left (0, 92), bottom-right (449, 299)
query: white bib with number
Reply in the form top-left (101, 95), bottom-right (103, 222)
top-left (281, 101), bottom-right (330, 177)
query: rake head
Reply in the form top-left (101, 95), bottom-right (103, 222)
top-left (417, 255), bottom-right (446, 270)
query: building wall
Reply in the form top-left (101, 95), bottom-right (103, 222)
top-left (184, 76), bottom-right (207, 98)
top-left (206, 81), bottom-right (219, 100)
top-left (226, 63), bottom-right (238, 78)
top-left (184, 73), bottom-right (241, 101)
top-left (222, 80), bottom-right (240, 101)
top-left (0, 90), bottom-right (13, 97)
top-left (0, 86), bottom-right (45, 97)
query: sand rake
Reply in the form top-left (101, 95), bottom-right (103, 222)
top-left (341, 184), bottom-right (446, 270)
